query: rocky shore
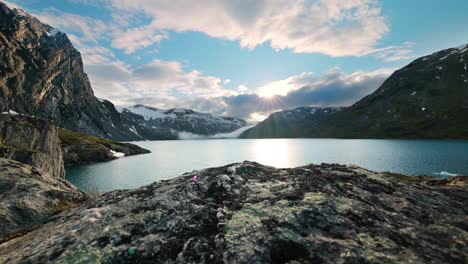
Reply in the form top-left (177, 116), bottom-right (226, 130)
top-left (59, 128), bottom-right (150, 166)
top-left (0, 161), bottom-right (466, 263)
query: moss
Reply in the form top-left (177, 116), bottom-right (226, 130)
top-left (58, 128), bottom-right (113, 146)
top-left (54, 246), bottom-right (113, 264)
top-left (383, 172), bottom-right (424, 183)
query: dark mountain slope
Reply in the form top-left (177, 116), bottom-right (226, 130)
top-left (0, 2), bottom-right (140, 141)
top-left (242, 44), bottom-right (468, 139)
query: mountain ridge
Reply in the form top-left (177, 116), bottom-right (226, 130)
top-left (241, 44), bottom-right (468, 139)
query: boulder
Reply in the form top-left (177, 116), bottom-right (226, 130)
top-left (0, 158), bottom-right (86, 242)
top-left (0, 162), bottom-right (465, 263)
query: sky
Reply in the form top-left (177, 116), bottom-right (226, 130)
top-left (3, 0), bottom-right (468, 122)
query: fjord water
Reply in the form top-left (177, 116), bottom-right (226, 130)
top-left (66, 139), bottom-right (468, 192)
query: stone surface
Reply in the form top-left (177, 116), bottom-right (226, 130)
top-left (0, 162), bottom-right (466, 263)
top-left (0, 158), bottom-right (87, 242)
top-left (59, 128), bottom-right (150, 166)
top-left (0, 113), bottom-right (64, 178)
top-left (242, 44), bottom-right (468, 139)
top-left (0, 2), bottom-right (142, 141)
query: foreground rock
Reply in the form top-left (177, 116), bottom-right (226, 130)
top-left (59, 129), bottom-right (150, 166)
top-left (0, 162), bottom-right (466, 263)
top-left (0, 114), bottom-right (64, 177)
top-left (0, 159), bottom-right (87, 242)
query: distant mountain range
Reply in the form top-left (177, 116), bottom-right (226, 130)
top-left (242, 44), bottom-right (468, 139)
top-left (0, 3), bottom-right (245, 141)
top-left (119, 105), bottom-right (247, 140)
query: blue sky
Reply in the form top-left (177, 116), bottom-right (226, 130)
top-left (3, 0), bottom-right (468, 122)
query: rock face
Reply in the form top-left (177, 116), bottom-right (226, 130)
top-left (59, 128), bottom-right (150, 166)
top-left (0, 113), bottom-right (64, 178)
top-left (120, 105), bottom-right (248, 140)
top-left (0, 158), bottom-right (87, 242)
top-left (0, 162), bottom-right (466, 263)
top-left (242, 44), bottom-right (468, 139)
top-left (0, 3), bottom-right (141, 141)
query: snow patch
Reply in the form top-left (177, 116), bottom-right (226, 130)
top-left (110, 150), bottom-right (125, 158)
top-left (2, 110), bottom-right (19, 115)
top-left (178, 125), bottom-right (255, 140)
top-left (455, 43), bottom-right (468, 50)
top-left (46, 27), bottom-right (61, 37)
top-left (434, 171), bottom-right (459, 178)
top-left (129, 126), bottom-right (143, 139)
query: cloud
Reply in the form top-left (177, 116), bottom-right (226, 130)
top-left (111, 68), bottom-right (394, 123)
top-left (106, 0), bottom-right (388, 56)
top-left (36, 8), bottom-right (107, 43)
top-left (111, 25), bottom-right (168, 54)
top-left (373, 42), bottom-right (416, 62)
top-left (83, 59), bottom-right (235, 105)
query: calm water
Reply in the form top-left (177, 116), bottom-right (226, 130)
top-left (66, 139), bottom-right (468, 192)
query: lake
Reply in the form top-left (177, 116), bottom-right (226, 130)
top-left (65, 139), bottom-right (468, 192)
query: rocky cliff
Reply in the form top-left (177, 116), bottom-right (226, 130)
top-left (0, 158), bottom-right (87, 242)
top-left (0, 161), bottom-right (465, 263)
top-left (242, 44), bottom-right (468, 139)
top-left (0, 113), bottom-right (63, 177)
top-left (0, 2), bottom-right (141, 141)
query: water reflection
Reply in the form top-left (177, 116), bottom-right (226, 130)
top-left (66, 139), bottom-right (468, 192)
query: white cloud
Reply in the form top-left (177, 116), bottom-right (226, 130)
top-left (374, 42), bottom-right (416, 62)
top-left (36, 8), bottom-right (107, 43)
top-left (84, 59), bottom-right (234, 105)
top-left (257, 72), bottom-right (315, 97)
top-left (111, 25), bottom-right (168, 54)
top-left (106, 0), bottom-right (389, 56)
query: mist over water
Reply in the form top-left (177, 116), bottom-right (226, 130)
top-left (177, 125), bottom-right (256, 140)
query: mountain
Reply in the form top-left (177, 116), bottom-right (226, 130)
top-left (119, 105), bottom-right (248, 140)
top-left (240, 107), bottom-right (342, 138)
top-left (242, 44), bottom-right (468, 139)
top-left (0, 2), bottom-right (142, 141)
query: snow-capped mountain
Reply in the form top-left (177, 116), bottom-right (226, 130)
top-left (119, 105), bottom-right (248, 140)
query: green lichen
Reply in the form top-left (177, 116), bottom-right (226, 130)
top-left (303, 192), bottom-right (326, 204)
top-left (224, 201), bottom-right (301, 244)
top-left (54, 246), bottom-right (113, 264)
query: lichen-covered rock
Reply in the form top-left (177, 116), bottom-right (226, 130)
top-left (0, 162), bottom-right (466, 263)
top-left (0, 158), bottom-right (87, 242)
top-left (0, 114), bottom-right (64, 178)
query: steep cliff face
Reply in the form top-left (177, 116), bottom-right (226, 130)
top-left (0, 3), bottom-right (140, 141)
top-left (0, 113), bottom-right (64, 177)
top-left (0, 158), bottom-right (86, 242)
top-left (0, 162), bottom-right (465, 263)
top-left (242, 44), bottom-right (468, 139)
